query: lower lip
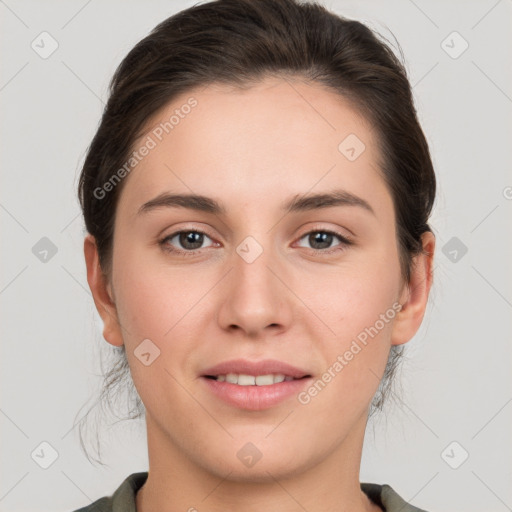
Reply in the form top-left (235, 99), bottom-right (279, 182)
top-left (201, 376), bottom-right (312, 411)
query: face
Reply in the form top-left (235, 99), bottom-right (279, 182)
top-left (86, 76), bottom-right (433, 482)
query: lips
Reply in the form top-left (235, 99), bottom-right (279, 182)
top-left (200, 358), bottom-right (313, 410)
top-left (201, 358), bottom-right (312, 379)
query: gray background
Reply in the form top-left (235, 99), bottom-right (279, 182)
top-left (1, 0), bottom-right (511, 511)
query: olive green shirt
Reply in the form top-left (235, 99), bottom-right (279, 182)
top-left (71, 472), bottom-right (430, 512)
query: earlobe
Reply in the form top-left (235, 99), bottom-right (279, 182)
top-left (391, 231), bottom-right (435, 346)
top-left (83, 234), bottom-right (124, 347)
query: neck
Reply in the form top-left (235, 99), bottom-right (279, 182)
top-left (135, 412), bottom-right (382, 512)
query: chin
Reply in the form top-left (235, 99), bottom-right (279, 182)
top-left (191, 437), bottom-right (317, 483)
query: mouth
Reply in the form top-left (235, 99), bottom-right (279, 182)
top-left (199, 359), bottom-right (313, 410)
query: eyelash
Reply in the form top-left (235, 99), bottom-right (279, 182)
top-left (158, 228), bottom-right (353, 257)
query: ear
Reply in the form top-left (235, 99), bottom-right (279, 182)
top-left (391, 231), bottom-right (435, 346)
top-left (84, 234), bottom-right (124, 347)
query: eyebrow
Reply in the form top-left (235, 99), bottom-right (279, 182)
top-left (137, 188), bottom-right (375, 217)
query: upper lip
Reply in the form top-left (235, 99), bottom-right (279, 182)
top-left (201, 359), bottom-right (311, 379)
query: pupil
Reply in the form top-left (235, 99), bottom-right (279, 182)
top-left (311, 232), bottom-right (332, 249)
top-left (180, 231), bottom-right (203, 250)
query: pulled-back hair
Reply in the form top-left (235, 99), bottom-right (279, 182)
top-left (76, 0), bottom-right (436, 465)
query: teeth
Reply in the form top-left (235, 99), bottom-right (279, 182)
top-left (216, 373), bottom-right (290, 385)
top-left (238, 374), bottom-right (256, 385)
top-left (225, 373), bottom-right (238, 384)
top-left (256, 374), bottom-right (278, 385)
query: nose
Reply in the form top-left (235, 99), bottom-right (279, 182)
top-left (216, 238), bottom-right (293, 338)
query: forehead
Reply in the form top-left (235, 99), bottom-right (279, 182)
top-left (117, 76), bottom-right (388, 219)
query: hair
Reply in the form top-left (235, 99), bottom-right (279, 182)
top-left (75, 0), bottom-right (436, 465)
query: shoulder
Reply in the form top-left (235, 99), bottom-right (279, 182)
top-left (69, 472), bottom-right (148, 512)
top-left (361, 482), bottom-right (431, 512)
top-left (71, 496), bottom-right (112, 512)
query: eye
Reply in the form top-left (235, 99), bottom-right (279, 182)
top-left (295, 229), bottom-right (352, 253)
top-left (158, 227), bottom-right (353, 257)
top-left (159, 229), bottom-right (216, 254)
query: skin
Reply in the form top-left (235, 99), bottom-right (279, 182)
top-left (84, 76), bottom-right (435, 512)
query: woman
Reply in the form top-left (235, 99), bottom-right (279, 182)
top-left (74, 0), bottom-right (436, 510)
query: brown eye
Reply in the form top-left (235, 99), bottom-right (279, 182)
top-left (160, 230), bottom-right (215, 253)
top-left (296, 230), bottom-right (352, 253)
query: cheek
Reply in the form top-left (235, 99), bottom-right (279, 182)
top-left (111, 257), bottom-right (206, 408)
top-left (111, 247), bottom-right (216, 386)
top-left (299, 249), bottom-right (401, 397)
top-left (112, 244), bottom-right (203, 337)
top-left (306, 254), bottom-right (401, 340)
top-left (297, 275), bottom-right (396, 425)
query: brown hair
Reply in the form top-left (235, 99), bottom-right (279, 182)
top-left (76, 0), bottom-right (436, 465)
